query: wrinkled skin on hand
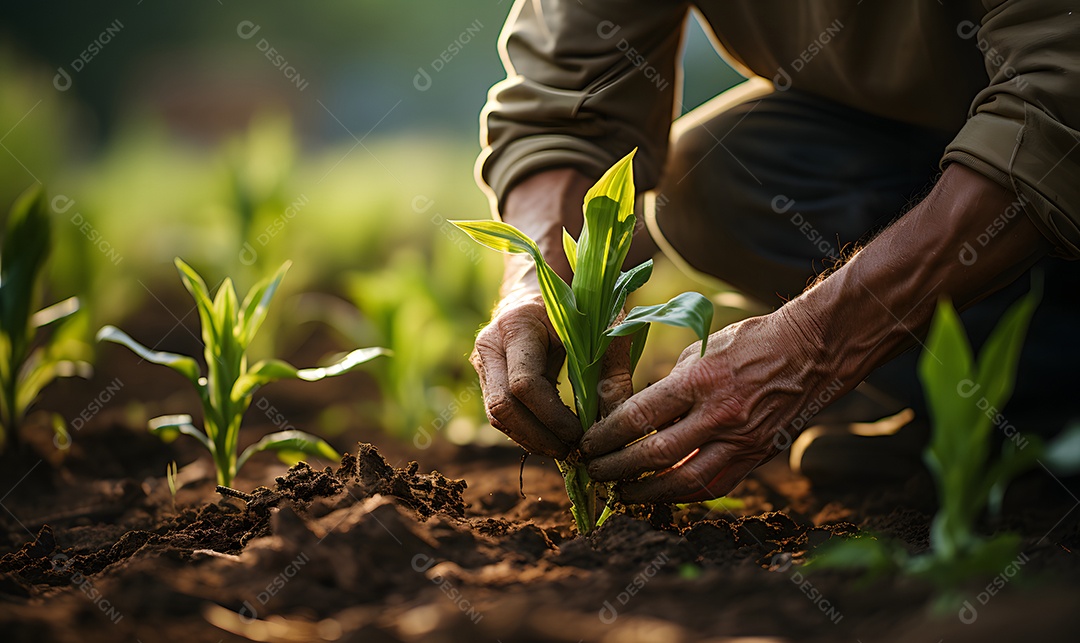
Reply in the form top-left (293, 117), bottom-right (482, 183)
top-left (470, 292), bottom-right (633, 459)
top-left (580, 310), bottom-right (834, 504)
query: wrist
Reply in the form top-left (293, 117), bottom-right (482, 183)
top-left (503, 168), bottom-right (594, 277)
top-left (495, 168), bottom-right (594, 302)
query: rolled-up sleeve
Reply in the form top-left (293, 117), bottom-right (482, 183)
top-left (943, 1), bottom-right (1080, 257)
top-left (477, 0), bottom-right (690, 210)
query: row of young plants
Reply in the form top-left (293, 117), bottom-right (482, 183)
top-left (1, 185), bottom-right (387, 487)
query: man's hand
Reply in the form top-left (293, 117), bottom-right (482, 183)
top-left (471, 293), bottom-right (581, 458)
top-left (580, 164), bottom-right (1050, 503)
top-left (581, 311), bottom-right (827, 503)
top-left (472, 292), bottom-right (636, 459)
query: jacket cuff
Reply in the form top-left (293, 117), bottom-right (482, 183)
top-left (942, 105), bottom-right (1080, 258)
top-left (478, 134), bottom-right (624, 214)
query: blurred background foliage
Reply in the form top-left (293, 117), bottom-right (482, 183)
top-left (0, 2), bottom-right (746, 449)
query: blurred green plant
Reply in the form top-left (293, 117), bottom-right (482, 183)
top-left (809, 284), bottom-right (1080, 592)
top-left (0, 186), bottom-right (91, 453)
top-left (227, 115), bottom-right (295, 272)
top-left (98, 258), bottom-right (388, 487)
top-left (452, 150), bottom-right (714, 534)
top-left (347, 243), bottom-right (496, 438)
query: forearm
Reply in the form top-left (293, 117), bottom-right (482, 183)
top-left (499, 169), bottom-right (593, 300)
top-left (790, 163), bottom-right (1050, 385)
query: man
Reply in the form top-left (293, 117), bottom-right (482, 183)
top-left (469, 1), bottom-right (1080, 504)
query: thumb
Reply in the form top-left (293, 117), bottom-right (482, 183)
top-left (598, 333), bottom-right (633, 417)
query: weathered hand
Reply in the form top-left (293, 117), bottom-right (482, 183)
top-left (580, 310), bottom-right (836, 503)
top-left (471, 291), bottom-right (635, 459)
top-left (471, 292), bottom-right (579, 458)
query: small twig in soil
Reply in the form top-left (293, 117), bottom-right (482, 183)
top-left (518, 452), bottom-right (528, 499)
top-left (216, 485), bottom-right (254, 502)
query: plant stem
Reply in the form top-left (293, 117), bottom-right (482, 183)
top-left (558, 458), bottom-right (598, 534)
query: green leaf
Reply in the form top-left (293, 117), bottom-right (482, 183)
top-left (235, 430), bottom-right (339, 471)
top-left (148, 414), bottom-right (212, 452)
top-left (582, 148), bottom-right (636, 224)
top-left (1, 185), bottom-right (52, 360)
top-left (15, 349), bottom-right (91, 415)
top-left (1043, 424), bottom-right (1080, 476)
top-left (295, 347), bottom-right (390, 381)
top-left (574, 194), bottom-right (635, 346)
top-left (209, 277), bottom-right (241, 415)
top-left (175, 258), bottom-right (218, 349)
top-left (213, 277), bottom-right (239, 344)
top-left (571, 149), bottom-right (637, 348)
top-left (807, 534), bottom-right (904, 578)
top-left (97, 325), bottom-right (202, 386)
top-left (627, 324), bottom-right (650, 376)
top-left (166, 461), bottom-right (179, 497)
top-left (918, 298), bottom-right (976, 551)
top-left (608, 260), bottom-right (653, 327)
top-left (562, 228), bottom-right (578, 273)
top-left (449, 219), bottom-right (542, 256)
top-left (238, 261), bottom-right (290, 347)
top-left (607, 292), bottom-right (714, 356)
top-left (451, 219), bottom-right (586, 367)
top-left (29, 296), bottom-right (79, 328)
top-left (231, 358), bottom-right (298, 402)
top-left (973, 285), bottom-right (1041, 413)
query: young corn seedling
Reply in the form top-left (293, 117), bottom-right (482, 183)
top-left (810, 283), bottom-right (1080, 591)
top-left (0, 186), bottom-right (91, 453)
top-left (98, 258), bottom-right (388, 487)
top-left (453, 150), bottom-right (714, 534)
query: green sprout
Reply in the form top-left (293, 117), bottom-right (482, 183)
top-left (166, 460), bottom-right (179, 507)
top-left (453, 150), bottom-right (714, 534)
top-left (0, 186), bottom-right (91, 453)
top-left (810, 283), bottom-right (1080, 592)
top-left (98, 259), bottom-right (388, 487)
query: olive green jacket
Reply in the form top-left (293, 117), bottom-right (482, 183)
top-left (477, 0), bottom-right (1080, 256)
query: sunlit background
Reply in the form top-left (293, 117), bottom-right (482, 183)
top-left (0, 2), bottom-right (746, 451)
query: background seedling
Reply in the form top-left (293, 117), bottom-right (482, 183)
top-left (0, 185), bottom-right (91, 453)
top-left (98, 258), bottom-right (388, 487)
top-left (810, 284), bottom-right (1080, 594)
top-left (166, 460), bottom-right (179, 510)
top-left (453, 150), bottom-right (714, 534)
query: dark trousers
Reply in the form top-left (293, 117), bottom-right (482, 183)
top-left (651, 82), bottom-right (1080, 436)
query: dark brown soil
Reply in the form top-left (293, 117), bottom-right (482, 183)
top-left (1, 419), bottom-right (1078, 643)
top-left (2, 298), bottom-right (1078, 642)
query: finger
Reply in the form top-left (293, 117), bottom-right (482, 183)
top-left (586, 413), bottom-right (714, 482)
top-left (472, 341), bottom-right (571, 459)
top-left (617, 443), bottom-right (760, 504)
top-left (598, 334), bottom-right (633, 418)
top-left (503, 315), bottom-right (582, 445)
top-left (579, 374), bottom-right (694, 457)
